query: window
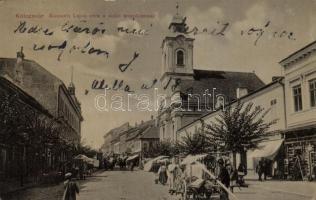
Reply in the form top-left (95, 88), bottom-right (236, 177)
top-left (164, 53), bottom-right (167, 68)
top-left (309, 79), bottom-right (316, 107)
top-left (293, 85), bottom-right (302, 112)
top-left (176, 49), bottom-right (184, 66)
top-left (143, 143), bottom-right (148, 152)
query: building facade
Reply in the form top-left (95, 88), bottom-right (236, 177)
top-left (280, 41), bottom-right (316, 179)
top-left (177, 77), bottom-right (286, 175)
top-left (177, 40), bottom-right (316, 180)
top-left (0, 76), bottom-right (53, 179)
top-left (0, 50), bottom-right (83, 173)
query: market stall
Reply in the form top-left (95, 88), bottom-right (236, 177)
top-left (143, 155), bottom-right (169, 172)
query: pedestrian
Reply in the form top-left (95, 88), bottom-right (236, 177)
top-left (62, 173), bottom-right (79, 200)
top-left (262, 158), bottom-right (268, 181)
top-left (229, 165), bottom-right (238, 192)
top-left (130, 160), bottom-right (136, 171)
top-left (103, 158), bottom-right (108, 170)
top-left (256, 159), bottom-right (264, 181)
top-left (158, 162), bottom-right (168, 185)
top-left (217, 158), bottom-right (230, 200)
top-left (167, 158), bottom-right (176, 194)
top-left (237, 162), bottom-right (247, 175)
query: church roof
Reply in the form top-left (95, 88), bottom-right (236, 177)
top-left (178, 69), bottom-right (265, 103)
top-left (170, 15), bottom-right (186, 25)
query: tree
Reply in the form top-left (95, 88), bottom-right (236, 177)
top-left (149, 140), bottom-right (179, 157)
top-left (205, 102), bottom-right (277, 168)
top-left (176, 129), bottom-right (212, 156)
top-left (75, 142), bottom-right (98, 158)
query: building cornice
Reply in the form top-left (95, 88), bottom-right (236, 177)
top-left (280, 40), bottom-right (316, 68)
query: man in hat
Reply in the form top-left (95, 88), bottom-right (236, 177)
top-left (218, 158), bottom-right (230, 200)
top-left (63, 173), bottom-right (80, 200)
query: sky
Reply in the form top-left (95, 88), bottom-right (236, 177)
top-left (1, 0), bottom-right (316, 149)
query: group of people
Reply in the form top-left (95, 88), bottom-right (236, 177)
top-left (154, 157), bottom-right (248, 200)
top-left (217, 159), bottom-right (248, 194)
top-left (103, 155), bottom-right (138, 171)
top-left (256, 158), bottom-right (270, 181)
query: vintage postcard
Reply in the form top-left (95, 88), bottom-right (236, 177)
top-left (0, 0), bottom-right (316, 199)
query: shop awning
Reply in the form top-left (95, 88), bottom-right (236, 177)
top-left (143, 156), bottom-right (169, 172)
top-left (126, 154), bottom-right (139, 162)
top-left (248, 139), bottom-right (284, 160)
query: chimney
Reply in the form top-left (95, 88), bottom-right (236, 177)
top-left (15, 46), bottom-right (24, 84)
top-left (236, 87), bottom-right (248, 99)
top-left (16, 46), bottom-right (25, 63)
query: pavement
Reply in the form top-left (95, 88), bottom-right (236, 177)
top-left (234, 180), bottom-right (316, 200)
top-left (1, 169), bottom-right (316, 200)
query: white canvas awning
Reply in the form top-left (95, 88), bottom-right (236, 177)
top-left (126, 154), bottom-right (139, 162)
top-left (143, 156), bottom-right (169, 172)
top-left (181, 154), bottom-right (208, 165)
top-left (248, 139), bottom-right (284, 160)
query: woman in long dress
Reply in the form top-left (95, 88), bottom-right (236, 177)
top-left (158, 163), bottom-right (168, 185)
top-left (63, 173), bottom-right (80, 200)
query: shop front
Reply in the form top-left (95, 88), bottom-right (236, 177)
top-left (283, 127), bottom-right (316, 181)
top-left (247, 138), bottom-right (285, 178)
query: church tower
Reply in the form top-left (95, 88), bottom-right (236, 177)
top-left (158, 4), bottom-right (195, 142)
top-left (160, 8), bottom-right (195, 85)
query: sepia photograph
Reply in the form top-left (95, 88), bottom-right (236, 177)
top-left (0, 0), bottom-right (316, 199)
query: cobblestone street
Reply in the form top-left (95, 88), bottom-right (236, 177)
top-left (2, 170), bottom-right (316, 200)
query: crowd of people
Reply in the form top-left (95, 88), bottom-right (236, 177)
top-left (102, 154), bottom-right (138, 171)
top-left (153, 156), bottom-right (249, 200)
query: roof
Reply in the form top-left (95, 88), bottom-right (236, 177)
top-left (178, 69), bottom-right (265, 103)
top-left (177, 77), bottom-right (284, 132)
top-left (168, 15), bottom-right (186, 29)
top-left (126, 119), bottom-right (157, 141)
top-left (0, 76), bottom-right (52, 117)
top-left (0, 58), bottom-right (82, 120)
top-left (105, 122), bottom-right (129, 139)
top-left (139, 126), bottom-right (159, 139)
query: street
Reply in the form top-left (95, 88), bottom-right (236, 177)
top-left (2, 170), bottom-right (316, 200)
top-left (77, 170), bottom-right (316, 200)
top-left (77, 170), bottom-right (171, 200)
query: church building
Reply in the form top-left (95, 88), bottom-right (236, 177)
top-left (157, 12), bottom-right (265, 142)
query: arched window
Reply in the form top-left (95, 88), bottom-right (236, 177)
top-left (176, 49), bottom-right (185, 66)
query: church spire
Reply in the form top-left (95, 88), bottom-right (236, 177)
top-left (168, 2), bottom-right (187, 33)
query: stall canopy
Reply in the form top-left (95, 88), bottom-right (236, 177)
top-left (143, 156), bottom-right (169, 172)
top-left (181, 154), bottom-right (208, 165)
top-left (126, 154), bottom-right (139, 162)
top-left (74, 154), bottom-right (99, 167)
top-left (248, 139), bottom-right (284, 160)
top-left (74, 154), bottom-right (91, 162)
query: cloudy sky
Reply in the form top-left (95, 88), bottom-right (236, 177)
top-left (1, 0), bottom-right (316, 148)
